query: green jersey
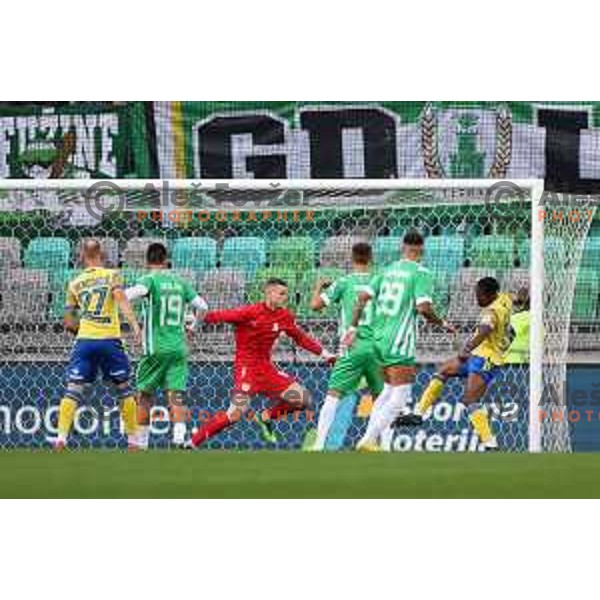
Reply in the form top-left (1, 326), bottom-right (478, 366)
top-left (320, 271), bottom-right (375, 339)
top-left (138, 271), bottom-right (198, 357)
top-left (368, 259), bottom-right (433, 362)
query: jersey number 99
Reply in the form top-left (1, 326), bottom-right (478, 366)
top-left (376, 281), bottom-right (405, 318)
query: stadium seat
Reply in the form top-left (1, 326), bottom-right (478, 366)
top-left (0, 237), bottom-right (21, 271)
top-left (319, 235), bottom-right (369, 270)
top-left (572, 269), bottom-right (599, 322)
top-left (424, 235), bottom-right (465, 274)
top-left (122, 237), bottom-right (169, 269)
top-left (374, 237), bottom-right (403, 267)
top-left (0, 268), bottom-right (49, 323)
top-left (296, 267), bottom-right (345, 318)
top-left (517, 237), bottom-right (566, 270)
top-left (24, 237), bottom-right (70, 271)
top-left (582, 236), bottom-right (600, 269)
top-left (171, 237), bottom-right (216, 272)
top-left (201, 269), bottom-right (246, 310)
top-left (172, 269), bottom-right (199, 289)
top-left (469, 235), bottom-right (514, 270)
top-left (221, 237), bottom-right (266, 276)
top-left (269, 237), bottom-right (316, 271)
top-left (75, 237), bottom-right (120, 268)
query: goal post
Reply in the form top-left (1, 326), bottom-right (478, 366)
top-left (0, 178), bottom-right (592, 452)
top-left (529, 179), bottom-right (545, 453)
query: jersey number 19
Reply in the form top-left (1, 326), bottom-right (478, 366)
top-left (160, 295), bottom-right (183, 326)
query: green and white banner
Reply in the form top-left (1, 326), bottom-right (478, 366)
top-left (153, 101), bottom-right (600, 192)
top-left (3, 101), bottom-right (600, 193)
top-left (0, 102), bottom-right (155, 179)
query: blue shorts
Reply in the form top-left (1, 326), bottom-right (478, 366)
top-left (457, 356), bottom-right (500, 387)
top-left (66, 339), bottom-right (131, 385)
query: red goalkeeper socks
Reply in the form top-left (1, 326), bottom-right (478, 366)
top-left (191, 411), bottom-right (231, 447)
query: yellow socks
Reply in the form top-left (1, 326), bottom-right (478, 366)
top-left (57, 397), bottom-right (78, 442)
top-left (121, 395), bottom-right (138, 437)
top-left (416, 377), bottom-right (445, 416)
top-left (469, 406), bottom-right (494, 443)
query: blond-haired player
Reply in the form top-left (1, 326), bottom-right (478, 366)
top-left (49, 239), bottom-right (142, 450)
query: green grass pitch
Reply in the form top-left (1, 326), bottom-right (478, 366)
top-left (0, 450), bottom-right (599, 498)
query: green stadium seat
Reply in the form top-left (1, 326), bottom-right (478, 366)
top-left (424, 235), bottom-right (464, 274)
top-left (24, 237), bottom-right (70, 271)
top-left (374, 237), bottom-right (402, 267)
top-left (469, 235), bottom-right (514, 270)
top-left (517, 237), bottom-right (566, 270)
top-left (171, 237), bottom-right (216, 272)
top-left (269, 237), bottom-right (315, 271)
top-left (573, 269), bottom-right (598, 322)
top-left (296, 267), bottom-right (345, 318)
top-left (582, 237), bottom-right (600, 269)
top-left (221, 237), bottom-right (266, 276)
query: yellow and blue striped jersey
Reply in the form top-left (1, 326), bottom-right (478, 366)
top-left (66, 267), bottom-right (123, 339)
top-left (472, 292), bottom-right (513, 366)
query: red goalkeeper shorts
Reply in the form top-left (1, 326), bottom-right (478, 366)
top-left (232, 362), bottom-right (296, 400)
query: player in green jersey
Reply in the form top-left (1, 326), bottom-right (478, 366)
top-left (125, 243), bottom-right (208, 449)
top-left (342, 230), bottom-right (455, 451)
top-left (309, 242), bottom-right (384, 450)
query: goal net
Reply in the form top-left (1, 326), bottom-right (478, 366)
top-left (0, 179), bottom-right (593, 452)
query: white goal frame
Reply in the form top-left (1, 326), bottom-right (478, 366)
top-left (0, 178), bottom-right (547, 451)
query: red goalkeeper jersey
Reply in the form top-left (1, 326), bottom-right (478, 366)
top-left (204, 302), bottom-right (323, 364)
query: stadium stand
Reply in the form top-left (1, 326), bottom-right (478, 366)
top-left (320, 235), bottom-right (369, 270)
top-left (0, 223), bottom-right (598, 360)
top-left (171, 237), bottom-right (217, 272)
top-left (201, 268), bottom-right (246, 310)
top-left (374, 236), bottom-right (404, 267)
top-left (469, 235), bottom-right (515, 270)
top-left (123, 238), bottom-right (169, 269)
top-left (424, 235), bottom-right (465, 273)
top-left (24, 237), bottom-right (71, 271)
top-left (0, 237), bottom-right (21, 271)
top-left (221, 237), bottom-right (266, 276)
top-left (269, 236), bottom-right (316, 271)
top-left (0, 268), bottom-right (49, 324)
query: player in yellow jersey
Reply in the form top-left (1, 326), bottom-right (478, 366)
top-left (396, 277), bottom-right (513, 450)
top-left (49, 240), bottom-right (142, 450)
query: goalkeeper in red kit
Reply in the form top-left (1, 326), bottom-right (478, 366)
top-left (188, 278), bottom-right (335, 448)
